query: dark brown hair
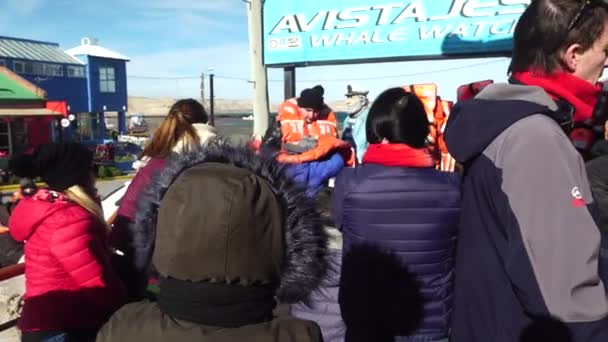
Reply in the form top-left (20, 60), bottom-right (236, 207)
top-left (140, 99), bottom-right (208, 159)
top-left (509, 0), bottom-right (608, 74)
top-left (366, 88), bottom-right (429, 148)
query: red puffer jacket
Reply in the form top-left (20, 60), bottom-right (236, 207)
top-left (9, 189), bottom-right (126, 332)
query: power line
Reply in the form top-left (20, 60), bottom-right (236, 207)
top-left (214, 75), bottom-right (250, 81)
top-left (126, 59), bottom-right (507, 83)
top-left (128, 74), bottom-right (250, 81)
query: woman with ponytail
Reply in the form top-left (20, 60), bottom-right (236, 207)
top-left (111, 98), bottom-right (216, 300)
top-left (8, 142), bottom-right (126, 342)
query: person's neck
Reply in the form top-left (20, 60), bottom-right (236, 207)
top-left (349, 106), bottom-right (367, 118)
top-left (512, 70), bottom-right (601, 123)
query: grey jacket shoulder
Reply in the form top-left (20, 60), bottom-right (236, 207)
top-left (485, 114), bottom-right (579, 164)
top-left (476, 83), bottom-right (558, 111)
top-left (483, 113), bottom-right (608, 324)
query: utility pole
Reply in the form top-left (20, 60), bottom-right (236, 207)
top-left (247, 0), bottom-right (270, 138)
top-left (209, 67), bottom-right (215, 126)
top-left (200, 72), bottom-right (205, 104)
top-left (284, 66), bottom-right (296, 99)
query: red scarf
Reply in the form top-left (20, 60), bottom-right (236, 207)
top-left (362, 143), bottom-right (435, 168)
top-left (512, 71), bottom-right (601, 123)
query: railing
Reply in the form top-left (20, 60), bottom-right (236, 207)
top-left (0, 263), bottom-right (24, 282)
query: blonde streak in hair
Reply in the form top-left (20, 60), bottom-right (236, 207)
top-left (165, 114), bottom-right (180, 149)
top-left (183, 124), bottom-right (200, 152)
top-left (141, 113), bottom-right (179, 158)
top-left (156, 115), bottom-right (179, 150)
top-left (65, 185), bottom-right (106, 227)
top-left (173, 114), bottom-right (199, 153)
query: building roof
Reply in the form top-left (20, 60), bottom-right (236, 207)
top-left (0, 67), bottom-right (46, 101)
top-left (0, 36), bottom-right (84, 65)
top-left (66, 37), bottom-right (130, 61)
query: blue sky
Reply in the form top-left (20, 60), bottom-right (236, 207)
top-left (0, 0), bottom-right (512, 103)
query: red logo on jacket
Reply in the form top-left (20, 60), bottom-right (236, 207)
top-left (571, 187), bottom-right (586, 208)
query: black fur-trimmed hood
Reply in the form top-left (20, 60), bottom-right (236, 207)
top-left (131, 138), bottom-right (329, 303)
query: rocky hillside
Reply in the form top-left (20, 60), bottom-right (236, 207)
top-left (128, 96), bottom-right (348, 115)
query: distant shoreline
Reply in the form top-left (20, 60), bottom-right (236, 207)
top-left (126, 96), bottom-right (348, 116)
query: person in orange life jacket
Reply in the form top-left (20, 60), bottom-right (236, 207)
top-left (446, 1), bottom-right (608, 341)
top-left (274, 87), bottom-right (352, 197)
top-left (278, 86), bottom-right (338, 146)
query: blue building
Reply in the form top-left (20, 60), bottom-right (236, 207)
top-left (66, 37), bottom-right (130, 139)
top-left (0, 36), bottom-right (129, 143)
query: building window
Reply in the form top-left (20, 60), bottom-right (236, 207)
top-left (67, 65), bottom-right (85, 78)
top-left (0, 120), bottom-right (28, 155)
top-left (23, 62), bottom-right (34, 75)
top-left (99, 67), bottom-right (116, 93)
top-left (0, 122), bottom-right (9, 153)
top-left (33, 62), bottom-right (44, 75)
top-left (13, 61), bottom-right (25, 73)
top-left (76, 113), bottom-right (102, 141)
top-left (11, 120), bottom-right (28, 155)
top-left (44, 64), bottom-right (63, 77)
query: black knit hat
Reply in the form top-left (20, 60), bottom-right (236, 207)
top-left (312, 85), bottom-right (324, 97)
top-left (297, 88), bottom-right (324, 111)
top-left (9, 142), bottom-right (93, 192)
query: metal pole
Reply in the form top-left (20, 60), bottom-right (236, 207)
top-left (284, 66), bottom-right (296, 100)
top-left (209, 71), bottom-right (215, 126)
top-left (247, 0), bottom-right (270, 138)
top-left (200, 72), bottom-right (205, 104)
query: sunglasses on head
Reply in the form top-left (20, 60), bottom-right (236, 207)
top-left (567, 0), bottom-right (608, 32)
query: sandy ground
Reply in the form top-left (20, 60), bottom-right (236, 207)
top-left (0, 274), bottom-right (22, 342)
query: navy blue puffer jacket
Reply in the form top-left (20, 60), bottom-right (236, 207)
top-left (331, 163), bottom-right (460, 341)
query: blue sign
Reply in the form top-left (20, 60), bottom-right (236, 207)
top-left (263, 0), bottom-right (530, 66)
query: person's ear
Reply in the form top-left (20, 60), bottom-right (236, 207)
top-left (561, 43), bottom-right (583, 72)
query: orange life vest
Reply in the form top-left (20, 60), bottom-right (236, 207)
top-left (437, 100), bottom-right (456, 172)
top-left (277, 98), bottom-right (338, 142)
top-left (457, 80), bottom-right (494, 101)
top-left (275, 98), bottom-right (354, 166)
top-left (402, 84), bottom-right (456, 172)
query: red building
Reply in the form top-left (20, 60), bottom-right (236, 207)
top-left (0, 66), bottom-right (66, 168)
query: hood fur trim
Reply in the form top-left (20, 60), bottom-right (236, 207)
top-left (132, 138), bottom-right (328, 303)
